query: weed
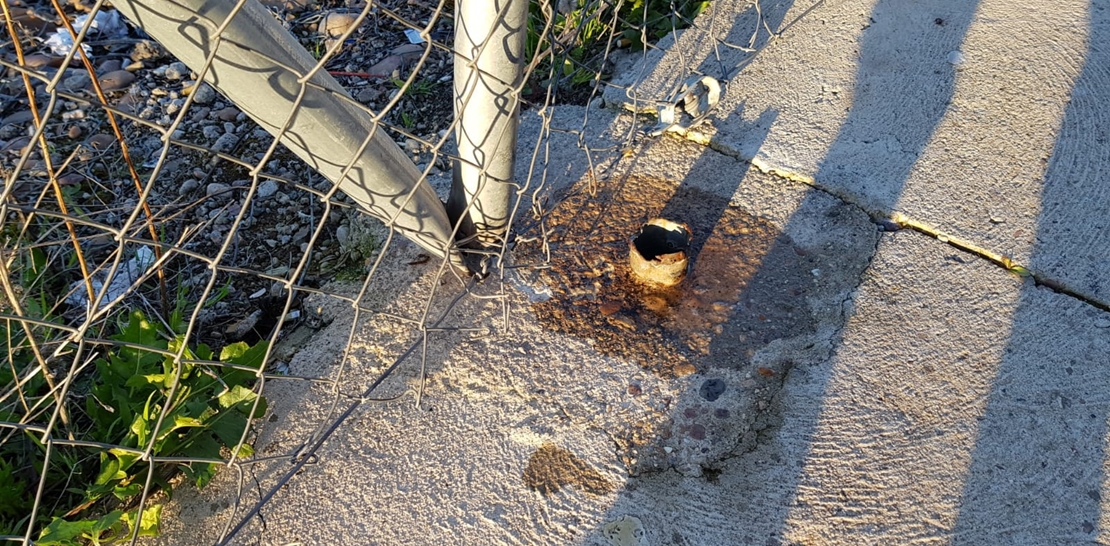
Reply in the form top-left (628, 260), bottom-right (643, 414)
top-left (391, 77), bottom-right (436, 97)
top-left (526, 0), bottom-right (710, 101)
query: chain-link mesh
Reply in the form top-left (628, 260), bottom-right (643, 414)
top-left (0, 0), bottom-right (807, 542)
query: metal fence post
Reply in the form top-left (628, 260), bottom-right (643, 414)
top-left (448, 0), bottom-right (529, 250)
top-left (110, 0), bottom-right (464, 268)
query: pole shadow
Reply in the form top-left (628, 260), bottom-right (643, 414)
top-left (952, 1), bottom-right (1110, 542)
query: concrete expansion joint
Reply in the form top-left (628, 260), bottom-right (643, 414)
top-left (676, 130), bottom-right (1110, 314)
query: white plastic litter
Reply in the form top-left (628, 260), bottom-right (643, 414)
top-left (650, 75), bottom-right (722, 136)
top-left (44, 10), bottom-right (128, 56)
top-left (66, 246), bottom-right (156, 311)
top-left (404, 28), bottom-right (425, 44)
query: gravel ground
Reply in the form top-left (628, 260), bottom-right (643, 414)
top-left (1, 0), bottom-right (460, 350)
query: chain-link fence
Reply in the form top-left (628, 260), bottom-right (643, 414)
top-left (1, 0), bottom-right (804, 542)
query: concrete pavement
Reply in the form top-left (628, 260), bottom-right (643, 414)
top-left (147, 0), bottom-right (1110, 544)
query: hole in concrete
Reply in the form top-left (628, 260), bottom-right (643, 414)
top-left (699, 378), bottom-right (726, 401)
top-left (633, 222), bottom-right (689, 260)
top-left (517, 174), bottom-right (819, 378)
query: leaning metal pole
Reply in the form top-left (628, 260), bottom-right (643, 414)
top-left (447, 0), bottom-right (528, 251)
top-left (112, 0), bottom-right (464, 267)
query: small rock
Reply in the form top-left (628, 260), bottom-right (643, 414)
top-left (321, 11), bottom-right (358, 37)
top-left (190, 107), bottom-right (210, 123)
top-left (356, 87), bottom-right (382, 103)
top-left (2, 110), bottom-right (34, 126)
top-left (391, 43), bottom-right (424, 61)
top-left (58, 173), bottom-right (84, 185)
top-left (687, 424), bottom-right (706, 440)
top-left (226, 309), bottom-right (263, 341)
top-left (216, 107), bottom-right (240, 121)
top-left (257, 179), bottom-right (279, 198)
top-left (202, 125), bottom-right (222, 139)
top-left (599, 301), bottom-right (621, 316)
top-left (130, 40), bottom-right (167, 63)
top-left (86, 133), bottom-right (116, 150)
top-left (63, 74), bottom-right (91, 92)
top-left (164, 61), bottom-right (190, 80)
top-left (98, 59), bottom-right (121, 73)
top-left (99, 70), bottom-right (136, 91)
top-left (335, 224), bottom-right (350, 245)
top-left (947, 50), bottom-right (966, 66)
top-left (179, 179), bottom-right (199, 195)
top-left (1095, 318), bottom-right (1110, 329)
top-left (192, 83), bottom-right (217, 104)
top-left (66, 125), bottom-right (82, 139)
top-left (627, 383), bottom-right (641, 396)
top-left (368, 55), bottom-right (403, 79)
top-left (23, 54), bottom-right (62, 69)
top-left (212, 132), bottom-right (238, 153)
top-left (164, 98), bottom-right (185, 115)
top-left (206, 182), bottom-right (230, 197)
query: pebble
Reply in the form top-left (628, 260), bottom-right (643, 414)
top-left (1095, 318), bottom-right (1110, 329)
top-left (257, 179), bottom-right (279, 198)
top-left (192, 83), bottom-right (217, 104)
top-left (202, 125), bottom-right (222, 139)
top-left (2, 110), bottom-right (34, 126)
top-left (63, 74), bottom-right (91, 92)
top-left (99, 70), bottom-right (136, 91)
top-left (687, 424), bottom-right (706, 440)
top-left (212, 133), bottom-right (238, 153)
top-left (190, 107), bottom-right (210, 123)
top-left (165, 98), bottom-right (185, 115)
top-left (216, 107), bottom-right (240, 121)
top-left (130, 40), bottom-right (167, 63)
top-left (164, 61), bottom-right (190, 80)
top-left (23, 54), bottom-right (60, 69)
top-left (356, 87), bottom-right (382, 103)
top-left (179, 179), bottom-right (199, 195)
top-left (206, 182), bottom-right (230, 197)
top-left (58, 173), bottom-right (84, 185)
top-left (98, 59), bottom-right (122, 73)
top-left (321, 11), bottom-right (358, 37)
top-left (86, 133), bottom-right (116, 150)
top-left (66, 125), bottom-right (82, 139)
top-left (947, 50), bottom-right (966, 66)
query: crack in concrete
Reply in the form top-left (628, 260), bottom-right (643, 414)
top-left (671, 128), bottom-right (1110, 313)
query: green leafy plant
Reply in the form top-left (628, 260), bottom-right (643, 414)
top-left (525, 0), bottom-right (711, 101)
top-left (391, 77), bottom-right (436, 97)
top-left (1, 306), bottom-right (268, 543)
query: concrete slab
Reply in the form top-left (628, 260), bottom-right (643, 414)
top-left (604, 0), bottom-right (1110, 303)
top-left (600, 228), bottom-right (1110, 545)
top-left (143, 125), bottom-right (881, 545)
top-left (144, 135), bottom-right (1110, 545)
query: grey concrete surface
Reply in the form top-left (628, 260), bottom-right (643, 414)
top-left (143, 0), bottom-right (1110, 544)
top-left (606, 0), bottom-right (1110, 304)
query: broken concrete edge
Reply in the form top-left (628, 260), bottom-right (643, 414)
top-left (656, 123), bottom-right (1110, 313)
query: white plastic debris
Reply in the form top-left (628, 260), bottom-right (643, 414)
top-left (44, 10), bottom-right (128, 56)
top-left (403, 28), bottom-right (425, 44)
top-left (66, 246), bottom-right (156, 311)
top-left (650, 75), bottom-right (722, 136)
